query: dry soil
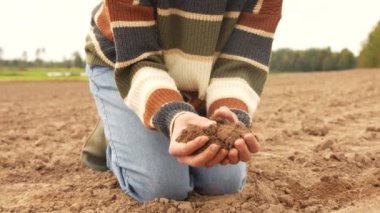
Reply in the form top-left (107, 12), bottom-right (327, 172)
top-left (176, 119), bottom-right (251, 152)
top-left (1, 69), bottom-right (379, 212)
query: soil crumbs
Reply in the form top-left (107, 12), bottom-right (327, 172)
top-left (176, 119), bottom-right (250, 153)
top-left (1, 69), bottom-right (380, 213)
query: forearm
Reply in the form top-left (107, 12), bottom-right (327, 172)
top-left (88, 0), bottom-right (195, 137)
top-left (207, 0), bottom-right (283, 125)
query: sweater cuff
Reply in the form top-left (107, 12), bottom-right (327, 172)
top-left (152, 102), bottom-right (196, 138)
top-left (230, 109), bottom-right (252, 128)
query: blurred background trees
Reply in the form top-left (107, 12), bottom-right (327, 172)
top-left (35, 48), bottom-right (46, 67)
top-left (358, 21), bottom-right (380, 68)
top-left (270, 48), bottom-right (356, 72)
top-left (270, 20), bottom-right (379, 72)
top-left (0, 49), bottom-right (84, 70)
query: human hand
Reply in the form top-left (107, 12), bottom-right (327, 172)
top-left (211, 106), bottom-right (260, 165)
top-left (169, 112), bottom-right (229, 167)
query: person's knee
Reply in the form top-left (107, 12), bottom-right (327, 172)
top-left (208, 172), bottom-right (247, 195)
top-left (137, 177), bottom-right (190, 202)
top-left (120, 168), bottom-right (192, 202)
top-left (224, 171), bottom-right (247, 194)
top-left (195, 164), bottom-right (247, 195)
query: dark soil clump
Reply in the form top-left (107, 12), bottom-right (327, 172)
top-left (176, 119), bottom-right (251, 154)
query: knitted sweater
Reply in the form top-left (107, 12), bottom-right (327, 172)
top-left (85, 0), bottom-right (282, 137)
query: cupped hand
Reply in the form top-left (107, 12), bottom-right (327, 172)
top-left (211, 106), bottom-right (260, 165)
top-left (169, 112), bottom-right (229, 167)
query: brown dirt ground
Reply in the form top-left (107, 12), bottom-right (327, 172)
top-left (1, 69), bottom-right (379, 213)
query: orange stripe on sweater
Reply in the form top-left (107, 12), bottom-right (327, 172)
top-left (238, 0), bottom-right (282, 33)
top-left (259, 0), bottom-right (283, 16)
top-left (143, 89), bottom-right (183, 127)
top-left (238, 13), bottom-right (281, 33)
top-left (106, 0), bottom-right (155, 22)
top-left (97, 5), bottom-right (114, 41)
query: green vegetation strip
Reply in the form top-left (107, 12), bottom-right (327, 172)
top-left (0, 68), bottom-right (88, 81)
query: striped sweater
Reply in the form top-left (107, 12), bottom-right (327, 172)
top-left (85, 0), bottom-right (282, 137)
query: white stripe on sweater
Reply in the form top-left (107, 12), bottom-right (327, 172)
top-left (111, 21), bottom-right (156, 28)
top-left (219, 53), bottom-right (269, 72)
top-left (236, 25), bottom-right (274, 38)
top-left (206, 78), bottom-right (260, 117)
top-left (253, 0), bottom-right (264, 14)
top-left (125, 66), bottom-right (179, 125)
top-left (163, 49), bottom-right (217, 99)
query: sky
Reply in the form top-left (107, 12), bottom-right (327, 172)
top-left (0, 0), bottom-right (379, 61)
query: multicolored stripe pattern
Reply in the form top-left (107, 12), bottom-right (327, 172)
top-left (85, 0), bottom-right (282, 136)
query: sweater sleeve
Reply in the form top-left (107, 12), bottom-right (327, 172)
top-left (207, 0), bottom-right (282, 127)
top-left (92, 0), bottom-right (195, 137)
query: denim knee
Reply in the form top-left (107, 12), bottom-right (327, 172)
top-left (119, 167), bottom-right (192, 202)
top-left (203, 172), bottom-right (247, 195)
top-left (222, 170), bottom-right (247, 194)
top-left (192, 163), bottom-right (247, 196)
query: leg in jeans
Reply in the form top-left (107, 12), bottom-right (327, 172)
top-left (86, 64), bottom-right (247, 202)
top-left (191, 163), bottom-right (247, 195)
top-left (86, 64), bottom-right (192, 202)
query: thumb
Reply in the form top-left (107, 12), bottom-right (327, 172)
top-left (184, 114), bottom-right (216, 128)
top-left (196, 118), bottom-right (216, 129)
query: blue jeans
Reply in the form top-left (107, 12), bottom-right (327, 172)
top-left (86, 64), bottom-right (247, 202)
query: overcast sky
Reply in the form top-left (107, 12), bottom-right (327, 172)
top-left (0, 0), bottom-right (379, 61)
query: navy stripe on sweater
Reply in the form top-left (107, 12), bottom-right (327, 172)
top-left (222, 28), bottom-right (273, 66)
top-left (93, 27), bottom-right (116, 63)
top-left (243, 0), bottom-right (259, 12)
top-left (113, 26), bottom-right (160, 63)
top-left (226, 0), bottom-right (249, 12)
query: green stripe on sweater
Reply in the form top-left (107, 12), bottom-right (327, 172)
top-left (157, 15), bottom-right (224, 56)
top-left (211, 58), bottom-right (267, 96)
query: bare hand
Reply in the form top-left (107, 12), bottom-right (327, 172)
top-left (169, 112), bottom-right (228, 167)
top-left (212, 106), bottom-right (260, 165)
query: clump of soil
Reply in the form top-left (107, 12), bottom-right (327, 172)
top-left (301, 116), bottom-right (328, 136)
top-left (176, 119), bottom-right (251, 154)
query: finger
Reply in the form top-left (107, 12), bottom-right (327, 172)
top-left (213, 107), bottom-right (238, 123)
top-left (178, 144), bottom-right (220, 167)
top-left (205, 149), bottom-right (228, 168)
top-left (213, 106), bottom-right (238, 122)
top-left (170, 136), bottom-right (209, 156)
top-left (235, 139), bottom-right (250, 162)
top-left (220, 158), bottom-right (229, 165)
top-left (228, 148), bottom-right (239, 164)
top-left (244, 134), bottom-right (260, 153)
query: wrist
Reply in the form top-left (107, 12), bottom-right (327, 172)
top-left (152, 102), bottom-right (196, 138)
top-left (230, 109), bottom-right (252, 128)
top-left (169, 111), bottom-right (195, 137)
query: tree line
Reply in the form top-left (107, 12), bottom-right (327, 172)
top-left (0, 49), bottom-right (84, 70)
top-left (270, 20), bottom-right (380, 72)
top-left (270, 48), bottom-right (356, 72)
